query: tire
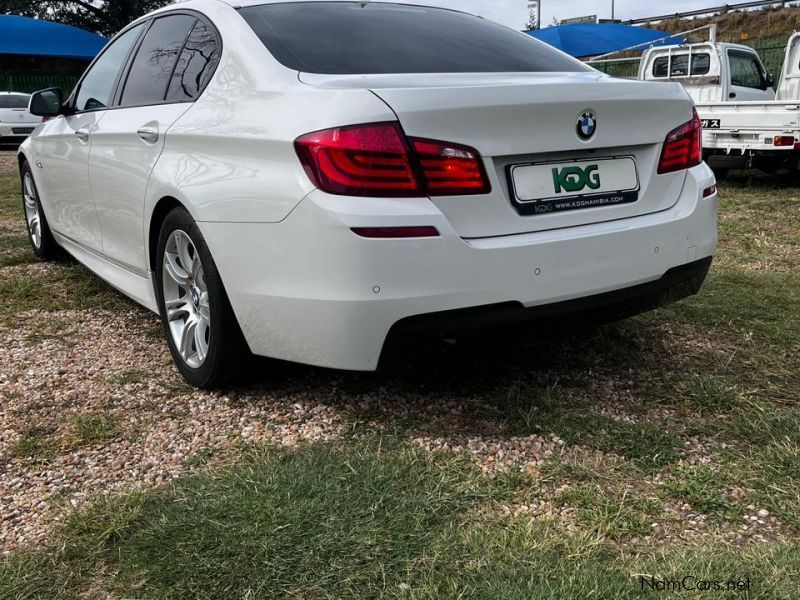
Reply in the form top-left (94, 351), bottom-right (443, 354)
top-left (154, 206), bottom-right (248, 388)
top-left (20, 161), bottom-right (60, 259)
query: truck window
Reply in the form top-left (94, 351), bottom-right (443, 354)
top-left (653, 57), bottom-right (668, 77)
top-left (652, 54), bottom-right (709, 78)
top-left (728, 50), bottom-right (765, 89)
top-left (691, 54), bottom-right (710, 75)
top-left (670, 55), bottom-right (689, 76)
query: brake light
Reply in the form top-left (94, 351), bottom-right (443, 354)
top-left (294, 122), bottom-right (418, 197)
top-left (295, 122), bottom-right (489, 197)
top-left (410, 138), bottom-right (491, 196)
top-left (773, 135), bottom-right (795, 147)
top-left (658, 109), bottom-right (703, 174)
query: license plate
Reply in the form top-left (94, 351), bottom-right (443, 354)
top-left (509, 156), bottom-right (639, 216)
top-left (12, 127), bottom-right (34, 135)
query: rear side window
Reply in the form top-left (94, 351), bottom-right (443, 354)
top-left (240, 2), bottom-right (587, 74)
top-left (166, 20), bottom-right (221, 102)
top-left (120, 14), bottom-right (196, 106)
top-left (0, 94), bottom-right (29, 108)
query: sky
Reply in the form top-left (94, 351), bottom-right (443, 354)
top-left (421, 0), bottom-right (759, 29)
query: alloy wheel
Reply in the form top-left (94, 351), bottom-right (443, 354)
top-left (162, 230), bottom-right (211, 369)
top-left (22, 172), bottom-right (41, 249)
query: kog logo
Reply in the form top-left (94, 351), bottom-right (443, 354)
top-left (552, 165), bottom-right (601, 194)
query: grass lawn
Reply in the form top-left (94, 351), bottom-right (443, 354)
top-left (1, 164), bottom-right (799, 598)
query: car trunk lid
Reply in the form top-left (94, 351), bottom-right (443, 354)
top-left (300, 71), bottom-right (695, 238)
top-left (0, 108), bottom-right (41, 125)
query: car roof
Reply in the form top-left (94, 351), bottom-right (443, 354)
top-left (0, 91), bottom-right (29, 96)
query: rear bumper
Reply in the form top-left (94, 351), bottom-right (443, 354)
top-left (199, 163), bottom-right (717, 371)
top-left (0, 125), bottom-right (33, 144)
top-left (389, 257), bottom-right (711, 339)
top-left (0, 135), bottom-right (28, 145)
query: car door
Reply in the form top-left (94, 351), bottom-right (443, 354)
top-left (32, 23), bottom-right (145, 253)
top-left (727, 49), bottom-right (772, 101)
top-left (89, 14), bottom-right (220, 276)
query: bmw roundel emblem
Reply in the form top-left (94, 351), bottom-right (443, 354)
top-left (577, 111), bottom-right (597, 140)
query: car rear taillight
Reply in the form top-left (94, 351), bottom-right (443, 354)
top-left (294, 122), bottom-right (419, 197)
top-left (658, 109), bottom-right (703, 175)
top-left (409, 138), bottom-right (491, 196)
top-left (295, 122), bottom-right (490, 197)
top-left (773, 135), bottom-right (795, 147)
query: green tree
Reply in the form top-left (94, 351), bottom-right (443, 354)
top-left (1, 0), bottom-right (174, 37)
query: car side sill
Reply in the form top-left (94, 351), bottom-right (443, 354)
top-left (52, 231), bottom-right (159, 313)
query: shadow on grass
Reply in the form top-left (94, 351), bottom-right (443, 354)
top-left (2, 435), bottom-right (798, 600)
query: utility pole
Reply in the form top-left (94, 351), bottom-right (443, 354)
top-left (538, 0), bottom-right (542, 30)
top-left (611, 0), bottom-right (615, 22)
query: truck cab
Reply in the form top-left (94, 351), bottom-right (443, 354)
top-left (640, 42), bottom-right (775, 104)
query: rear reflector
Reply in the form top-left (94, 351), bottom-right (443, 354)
top-left (658, 109), bottom-right (703, 174)
top-left (351, 226), bottom-right (440, 238)
top-left (703, 185), bottom-right (716, 198)
top-left (295, 122), bottom-right (490, 197)
top-left (774, 135), bottom-right (795, 147)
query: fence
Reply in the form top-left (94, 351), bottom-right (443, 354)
top-left (2, 75), bottom-right (79, 94)
top-left (745, 38), bottom-right (789, 78)
top-left (626, 1), bottom-right (800, 24)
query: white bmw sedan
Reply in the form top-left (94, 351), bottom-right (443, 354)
top-left (19, 0), bottom-right (717, 388)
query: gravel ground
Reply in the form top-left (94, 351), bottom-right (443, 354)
top-left (0, 301), bottom-right (346, 552)
top-left (0, 151), bottom-right (16, 174)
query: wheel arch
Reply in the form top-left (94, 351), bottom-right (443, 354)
top-left (148, 196), bottom-right (185, 273)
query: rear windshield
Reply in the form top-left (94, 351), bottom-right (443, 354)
top-left (240, 2), bottom-right (587, 74)
top-left (653, 53), bottom-right (712, 78)
top-left (0, 94), bottom-right (29, 109)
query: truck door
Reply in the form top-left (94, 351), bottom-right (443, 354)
top-left (727, 49), bottom-right (774, 101)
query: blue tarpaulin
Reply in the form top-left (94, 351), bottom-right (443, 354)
top-left (0, 15), bottom-right (106, 60)
top-left (529, 23), bottom-right (678, 59)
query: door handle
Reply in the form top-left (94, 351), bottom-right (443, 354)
top-left (729, 92), bottom-right (737, 99)
top-left (137, 126), bottom-right (159, 144)
top-left (74, 128), bottom-right (90, 142)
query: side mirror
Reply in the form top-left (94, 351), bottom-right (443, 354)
top-left (29, 88), bottom-right (64, 117)
top-left (765, 73), bottom-right (775, 89)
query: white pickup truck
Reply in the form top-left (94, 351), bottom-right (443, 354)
top-left (640, 36), bottom-right (800, 174)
